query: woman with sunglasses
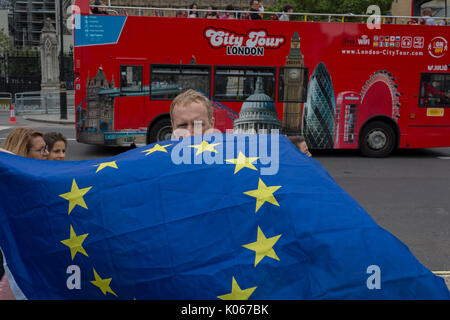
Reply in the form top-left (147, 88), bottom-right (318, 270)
top-left (1, 127), bottom-right (49, 299)
top-left (1, 127), bottom-right (49, 160)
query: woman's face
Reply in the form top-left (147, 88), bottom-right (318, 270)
top-left (48, 140), bottom-right (66, 161)
top-left (27, 136), bottom-right (49, 160)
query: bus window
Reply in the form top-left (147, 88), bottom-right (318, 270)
top-left (120, 65), bottom-right (143, 93)
top-left (416, 0), bottom-right (447, 25)
top-left (214, 66), bottom-right (275, 101)
top-left (278, 67), bottom-right (309, 103)
top-left (150, 64), bottom-right (210, 100)
top-left (419, 73), bottom-right (450, 107)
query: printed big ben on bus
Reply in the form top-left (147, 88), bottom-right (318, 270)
top-left (282, 32), bottom-right (307, 136)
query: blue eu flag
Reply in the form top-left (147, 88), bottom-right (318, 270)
top-left (0, 134), bottom-right (448, 299)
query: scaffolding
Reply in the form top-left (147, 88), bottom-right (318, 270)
top-left (12, 0), bottom-right (56, 47)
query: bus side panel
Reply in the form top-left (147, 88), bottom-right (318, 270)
top-left (143, 100), bottom-right (171, 127)
top-left (114, 96), bottom-right (146, 130)
top-left (74, 14), bottom-right (450, 150)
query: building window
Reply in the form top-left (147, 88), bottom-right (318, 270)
top-left (150, 64), bottom-right (210, 100)
top-left (120, 65), bottom-right (143, 93)
top-left (214, 66), bottom-right (275, 101)
top-left (278, 67), bottom-right (309, 102)
top-left (419, 73), bottom-right (450, 107)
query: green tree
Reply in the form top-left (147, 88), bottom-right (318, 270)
top-left (267, 0), bottom-right (394, 21)
top-left (0, 28), bottom-right (13, 56)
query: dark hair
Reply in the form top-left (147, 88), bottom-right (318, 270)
top-left (283, 4), bottom-right (293, 12)
top-left (287, 135), bottom-right (306, 145)
top-left (44, 132), bottom-right (67, 152)
top-left (226, 4), bottom-right (234, 11)
top-left (211, 5), bottom-right (218, 16)
top-left (189, 2), bottom-right (198, 16)
top-left (250, 0), bottom-right (259, 6)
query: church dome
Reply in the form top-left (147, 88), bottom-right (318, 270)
top-left (233, 77), bottom-right (281, 133)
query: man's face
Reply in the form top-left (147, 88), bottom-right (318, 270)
top-left (171, 101), bottom-right (214, 138)
top-left (251, 1), bottom-right (259, 9)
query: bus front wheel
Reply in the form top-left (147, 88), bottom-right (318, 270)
top-left (359, 121), bottom-right (396, 157)
top-left (147, 118), bottom-right (173, 144)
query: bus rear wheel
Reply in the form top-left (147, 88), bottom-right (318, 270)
top-left (147, 118), bottom-right (173, 144)
top-left (359, 121), bottom-right (396, 158)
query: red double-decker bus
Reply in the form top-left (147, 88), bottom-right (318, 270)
top-left (73, 0), bottom-right (450, 157)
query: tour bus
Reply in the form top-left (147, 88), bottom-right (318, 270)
top-left (73, 0), bottom-right (450, 157)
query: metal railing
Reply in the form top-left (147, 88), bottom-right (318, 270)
top-left (89, 5), bottom-right (449, 25)
top-left (14, 90), bottom-right (75, 115)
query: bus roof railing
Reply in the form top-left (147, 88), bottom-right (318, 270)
top-left (89, 5), bottom-right (449, 23)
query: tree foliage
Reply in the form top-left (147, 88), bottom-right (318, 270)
top-left (0, 29), bottom-right (13, 56)
top-left (267, 0), bottom-right (394, 21)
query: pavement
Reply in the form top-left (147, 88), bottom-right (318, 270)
top-left (22, 113), bottom-right (75, 125)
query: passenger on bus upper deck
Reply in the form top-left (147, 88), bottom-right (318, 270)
top-left (420, 7), bottom-right (444, 25)
top-left (249, 0), bottom-right (262, 20)
top-left (279, 4), bottom-right (294, 21)
top-left (384, 13), bottom-right (393, 24)
top-left (188, 3), bottom-right (199, 18)
top-left (91, 0), bottom-right (108, 15)
top-left (220, 5), bottom-right (236, 19)
top-left (258, 0), bottom-right (264, 14)
top-left (205, 6), bottom-right (219, 19)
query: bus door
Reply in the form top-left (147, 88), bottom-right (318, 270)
top-left (115, 60), bottom-right (147, 131)
top-left (411, 72), bottom-right (450, 148)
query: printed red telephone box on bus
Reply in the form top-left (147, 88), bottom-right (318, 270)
top-left (335, 92), bottom-right (361, 149)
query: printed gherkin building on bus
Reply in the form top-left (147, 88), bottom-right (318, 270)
top-left (302, 62), bottom-right (336, 149)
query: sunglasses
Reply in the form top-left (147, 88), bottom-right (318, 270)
top-left (31, 145), bottom-right (49, 155)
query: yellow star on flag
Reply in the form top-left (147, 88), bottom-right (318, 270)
top-left (59, 179), bottom-right (92, 215)
top-left (243, 226), bottom-right (282, 267)
top-left (60, 225), bottom-right (89, 260)
top-left (94, 161), bottom-right (118, 173)
top-left (189, 141), bottom-right (220, 156)
top-left (225, 152), bottom-right (259, 174)
top-left (90, 268), bottom-right (117, 297)
top-left (243, 178), bottom-right (282, 213)
top-left (141, 143), bottom-right (173, 156)
top-left (217, 277), bottom-right (257, 300)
